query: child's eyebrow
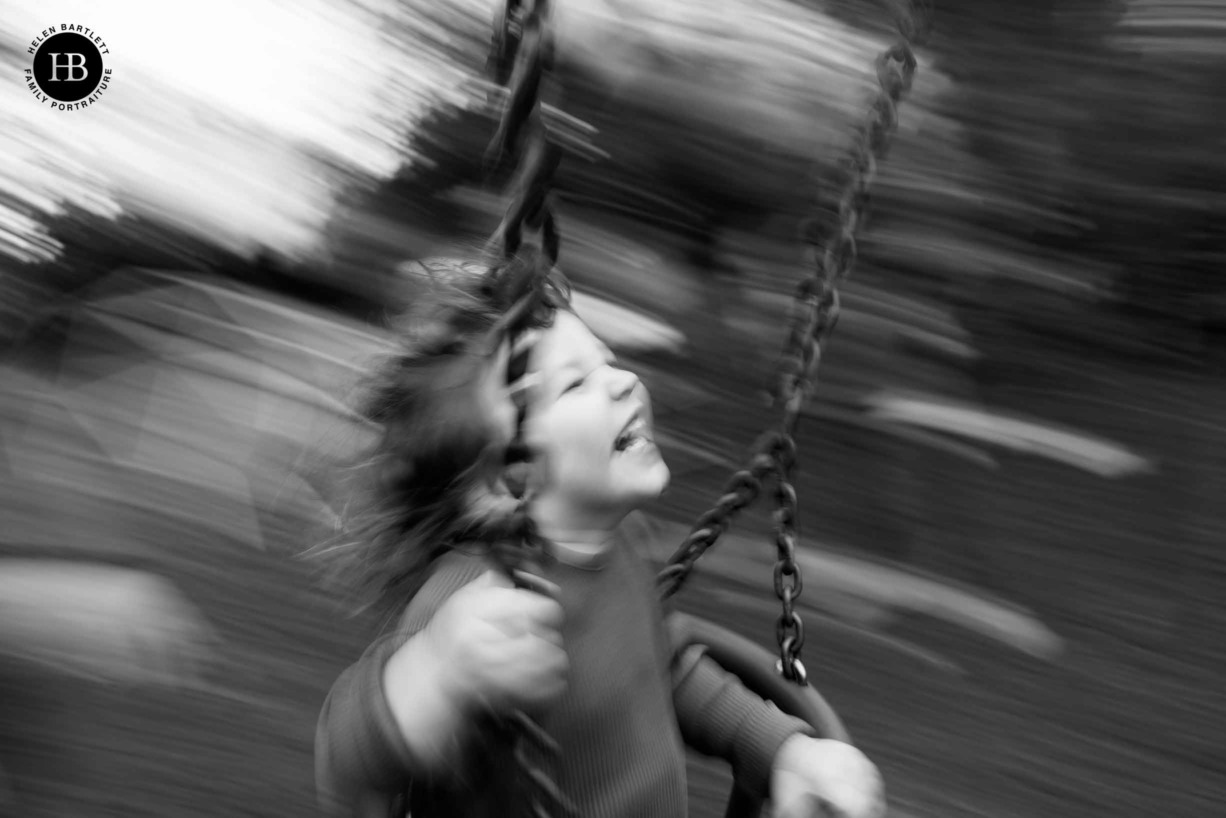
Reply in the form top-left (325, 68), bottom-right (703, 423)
top-left (541, 345), bottom-right (617, 386)
top-left (558, 347), bottom-right (609, 372)
top-left (553, 359), bottom-right (587, 381)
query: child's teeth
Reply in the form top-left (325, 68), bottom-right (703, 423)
top-left (616, 417), bottom-right (652, 452)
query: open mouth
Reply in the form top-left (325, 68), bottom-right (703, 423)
top-left (614, 413), bottom-right (653, 453)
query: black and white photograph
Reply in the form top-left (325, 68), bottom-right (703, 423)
top-left (0, 1), bottom-right (1222, 816)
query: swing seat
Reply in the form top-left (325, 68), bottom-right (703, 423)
top-left (667, 612), bottom-right (850, 818)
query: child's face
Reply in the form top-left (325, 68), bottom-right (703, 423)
top-left (521, 310), bottom-right (670, 534)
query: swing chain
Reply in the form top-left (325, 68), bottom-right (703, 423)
top-left (485, 0), bottom-right (563, 274)
top-left (773, 471), bottom-right (807, 683)
top-left (482, 1), bottom-right (574, 816)
top-left (771, 0), bottom-right (927, 684)
top-left (785, 3), bottom-right (925, 436)
top-left (658, 0), bottom-right (929, 688)
top-left (658, 439), bottom-right (791, 598)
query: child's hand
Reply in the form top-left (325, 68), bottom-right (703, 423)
top-left (421, 571), bottom-right (569, 713)
top-left (382, 571), bottom-right (567, 767)
top-left (769, 735), bottom-right (886, 818)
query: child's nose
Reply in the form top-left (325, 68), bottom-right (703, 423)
top-left (608, 367), bottom-right (638, 401)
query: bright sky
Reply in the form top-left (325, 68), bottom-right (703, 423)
top-left (0, 0), bottom-right (943, 265)
top-left (6, 0), bottom-right (393, 149)
top-left (0, 0), bottom-right (443, 261)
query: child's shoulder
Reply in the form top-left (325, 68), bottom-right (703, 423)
top-left (395, 546), bottom-right (493, 636)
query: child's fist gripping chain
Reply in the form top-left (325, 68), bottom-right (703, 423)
top-left (382, 571), bottom-right (568, 767)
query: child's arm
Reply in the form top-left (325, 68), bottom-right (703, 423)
top-left (625, 513), bottom-right (882, 815)
top-left (315, 631), bottom-right (418, 816)
top-left (315, 558), bottom-right (567, 815)
top-left (670, 644), bottom-right (814, 798)
top-left (670, 649), bottom-right (884, 818)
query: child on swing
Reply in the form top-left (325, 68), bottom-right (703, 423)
top-left (315, 258), bottom-right (885, 818)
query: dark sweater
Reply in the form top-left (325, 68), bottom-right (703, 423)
top-left (316, 529), bottom-right (810, 817)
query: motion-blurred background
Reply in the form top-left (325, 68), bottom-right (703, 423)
top-left (0, 1), bottom-right (1223, 816)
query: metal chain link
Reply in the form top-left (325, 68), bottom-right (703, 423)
top-left (657, 0), bottom-right (930, 686)
top-left (484, 0), bottom-right (562, 272)
top-left (480, 0), bottom-right (574, 816)
top-left (657, 436), bottom-right (794, 596)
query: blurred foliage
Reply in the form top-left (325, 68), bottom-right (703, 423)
top-left (3, 0), bottom-right (1223, 361)
top-left (341, 0), bottom-right (1226, 365)
top-left (0, 210), bottom-right (242, 347)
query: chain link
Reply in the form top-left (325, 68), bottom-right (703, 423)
top-left (658, 439), bottom-right (792, 597)
top-left (772, 473), bottom-right (807, 682)
top-left (657, 0), bottom-right (930, 688)
top-left (480, 0), bottom-right (574, 815)
top-left (484, 0), bottom-right (562, 274)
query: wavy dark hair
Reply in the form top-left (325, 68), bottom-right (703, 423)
top-left (313, 258), bottom-right (525, 615)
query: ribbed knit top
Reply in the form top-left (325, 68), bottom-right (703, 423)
top-left (316, 525), bottom-right (810, 817)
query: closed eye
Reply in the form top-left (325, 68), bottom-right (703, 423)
top-left (562, 376), bottom-right (586, 393)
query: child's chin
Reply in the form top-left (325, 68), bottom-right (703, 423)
top-left (636, 463), bottom-right (671, 500)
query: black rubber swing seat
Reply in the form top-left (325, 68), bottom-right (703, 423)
top-left (667, 612), bottom-right (851, 818)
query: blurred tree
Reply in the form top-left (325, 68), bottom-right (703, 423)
top-left (6, 0), bottom-right (1222, 361)
top-left (0, 207), bottom-right (242, 347)
top-left (927, 0), bottom-right (1225, 343)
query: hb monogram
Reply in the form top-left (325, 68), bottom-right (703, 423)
top-left (48, 53), bottom-right (89, 81)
